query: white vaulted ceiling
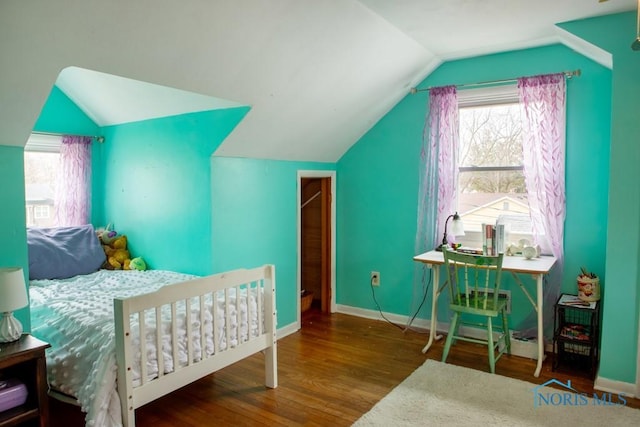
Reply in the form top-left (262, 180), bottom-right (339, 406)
top-left (0, 0), bottom-right (635, 162)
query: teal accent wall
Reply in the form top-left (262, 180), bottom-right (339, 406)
top-left (33, 86), bottom-right (100, 136)
top-left (559, 12), bottom-right (640, 385)
top-left (336, 89), bottom-right (423, 317)
top-left (211, 157), bottom-right (335, 327)
top-left (0, 84), bottom-right (99, 332)
top-left (0, 145), bottom-right (30, 330)
top-left (337, 44), bottom-right (612, 351)
top-left (94, 108), bottom-right (250, 276)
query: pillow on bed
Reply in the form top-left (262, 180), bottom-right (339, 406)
top-left (27, 225), bottom-right (106, 280)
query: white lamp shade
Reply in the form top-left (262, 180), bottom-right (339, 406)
top-left (0, 267), bottom-right (28, 313)
top-left (451, 217), bottom-right (465, 237)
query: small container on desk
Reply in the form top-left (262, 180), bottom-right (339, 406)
top-left (552, 293), bottom-right (600, 379)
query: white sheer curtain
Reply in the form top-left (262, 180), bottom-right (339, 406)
top-left (515, 73), bottom-right (566, 339)
top-left (412, 86), bottom-right (459, 317)
top-left (55, 135), bottom-right (92, 226)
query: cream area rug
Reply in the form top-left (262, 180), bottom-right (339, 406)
top-left (354, 359), bottom-right (640, 426)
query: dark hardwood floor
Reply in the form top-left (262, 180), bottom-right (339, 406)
top-left (50, 309), bottom-right (639, 426)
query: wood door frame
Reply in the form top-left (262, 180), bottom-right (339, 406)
top-left (297, 170), bottom-right (336, 327)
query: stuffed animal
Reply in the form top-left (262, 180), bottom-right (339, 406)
top-left (129, 257), bottom-right (147, 271)
top-left (98, 229), bottom-right (131, 270)
top-left (97, 226), bottom-right (148, 271)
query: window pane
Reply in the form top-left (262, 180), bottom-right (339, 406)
top-left (25, 151), bottom-right (59, 227)
top-left (455, 101), bottom-right (531, 249)
top-left (459, 103), bottom-right (523, 168)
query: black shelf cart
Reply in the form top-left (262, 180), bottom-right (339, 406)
top-left (552, 294), bottom-right (600, 379)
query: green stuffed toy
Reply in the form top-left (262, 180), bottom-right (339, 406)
top-left (129, 257), bottom-right (147, 271)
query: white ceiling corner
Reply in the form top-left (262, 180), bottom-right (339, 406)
top-left (554, 27), bottom-right (613, 69)
top-left (55, 66), bottom-right (247, 127)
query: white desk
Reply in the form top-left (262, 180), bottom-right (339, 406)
top-left (413, 250), bottom-right (557, 377)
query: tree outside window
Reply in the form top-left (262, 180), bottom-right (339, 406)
top-left (455, 100), bottom-right (532, 248)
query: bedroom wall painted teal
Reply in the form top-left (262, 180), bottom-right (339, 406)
top-left (93, 108), bottom-right (250, 277)
top-left (0, 84), bottom-right (98, 332)
top-left (0, 145), bottom-right (30, 330)
top-left (337, 44), bottom-right (611, 351)
top-left (32, 86), bottom-right (100, 136)
top-left (559, 12), bottom-right (640, 385)
top-left (210, 157), bottom-right (335, 327)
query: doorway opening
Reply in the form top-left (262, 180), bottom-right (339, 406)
top-left (297, 170), bottom-right (336, 327)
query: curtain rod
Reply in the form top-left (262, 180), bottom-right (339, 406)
top-left (31, 131), bottom-right (105, 143)
top-left (409, 69), bottom-right (581, 94)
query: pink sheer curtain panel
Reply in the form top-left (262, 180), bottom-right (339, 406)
top-left (412, 86), bottom-right (458, 316)
top-left (516, 73), bottom-right (566, 338)
top-left (415, 85), bottom-right (459, 255)
top-left (55, 135), bottom-right (92, 226)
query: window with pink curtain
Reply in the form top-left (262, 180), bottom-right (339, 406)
top-left (415, 73), bottom-right (566, 339)
top-left (54, 135), bottom-right (92, 226)
top-left (516, 73), bottom-right (566, 338)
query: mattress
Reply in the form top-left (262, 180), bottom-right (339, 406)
top-left (29, 269), bottom-right (261, 427)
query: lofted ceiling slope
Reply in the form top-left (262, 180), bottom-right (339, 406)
top-left (0, 0), bottom-right (636, 162)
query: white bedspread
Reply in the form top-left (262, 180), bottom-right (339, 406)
top-left (29, 269), bottom-right (260, 427)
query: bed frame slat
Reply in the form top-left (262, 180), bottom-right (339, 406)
top-left (155, 307), bottom-right (164, 378)
top-left (213, 291), bottom-right (220, 355)
top-left (225, 288), bottom-right (231, 350)
top-left (171, 302), bottom-right (178, 373)
top-left (139, 311), bottom-right (147, 385)
top-left (185, 297), bottom-right (193, 366)
top-left (199, 296), bottom-right (206, 360)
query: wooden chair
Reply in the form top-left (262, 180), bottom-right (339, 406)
top-left (441, 249), bottom-right (510, 373)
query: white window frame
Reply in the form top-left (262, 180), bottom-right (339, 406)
top-left (25, 133), bottom-right (62, 152)
top-left (456, 85), bottom-right (532, 249)
top-left (24, 133), bottom-right (62, 227)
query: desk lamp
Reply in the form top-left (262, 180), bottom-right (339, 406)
top-left (0, 267), bottom-right (29, 343)
top-left (436, 212), bottom-right (465, 251)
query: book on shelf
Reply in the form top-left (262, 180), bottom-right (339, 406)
top-left (456, 246), bottom-right (483, 255)
top-left (481, 222), bottom-right (506, 256)
top-left (495, 223), bottom-right (505, 254)
top-left (560, 324), bottom-right (591, 341)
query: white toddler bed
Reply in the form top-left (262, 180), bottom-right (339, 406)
top-left (29, 265), bottom-right (278, 427)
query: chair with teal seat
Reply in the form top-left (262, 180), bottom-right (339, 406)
top-left (441, 248), bottom-right (510, 373)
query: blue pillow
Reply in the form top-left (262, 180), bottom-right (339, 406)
top-left (28, 225), bottom-right (106, 280)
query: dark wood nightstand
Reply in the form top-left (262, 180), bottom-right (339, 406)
top-left (0, 335), bottom-right (50, 427)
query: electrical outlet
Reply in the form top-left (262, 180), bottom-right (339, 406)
top-left (371, 271), bottom-right (380, 286)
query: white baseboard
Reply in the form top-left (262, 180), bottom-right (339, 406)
top-left (335, 304), bottom-right (545, 360)
top-left (277, 321), bottom-right (299, 339)
top-left (594, 375), bottom-right (637, 399)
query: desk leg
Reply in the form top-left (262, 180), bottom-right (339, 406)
top-left (534, 273), bottom-right (544, 377)
top-left (422, 264), bottom-right (443, 354)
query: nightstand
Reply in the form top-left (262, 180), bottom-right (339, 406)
top-left (0, 335), bottom-right (50, 427)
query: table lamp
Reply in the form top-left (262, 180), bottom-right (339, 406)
top-left (0, 267), bottom-right (29, 343)
top-left (436, 212), bottom-right (465, 251)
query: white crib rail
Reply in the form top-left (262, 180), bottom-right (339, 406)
top-left (114, 264), bottom-right (277, 427)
